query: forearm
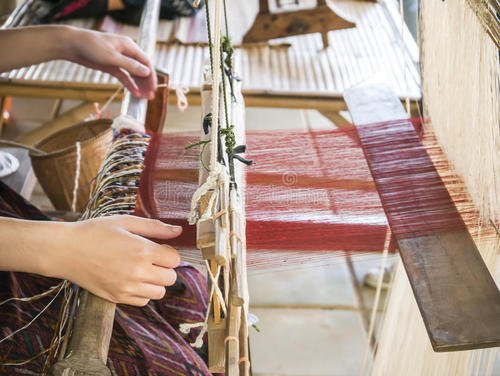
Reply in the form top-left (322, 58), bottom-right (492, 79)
top-left (0, 25), bottom-right (76, 72)
top-left (0, 217), bottom-right (66, 276)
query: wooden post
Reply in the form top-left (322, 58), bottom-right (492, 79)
top-left (50, 294), bottom-right (115, 375)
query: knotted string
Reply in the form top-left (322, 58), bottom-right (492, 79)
top-left (179, 260), bottom-right (227, 348)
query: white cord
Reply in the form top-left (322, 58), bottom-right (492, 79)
top-left (359, 229), bottom-right (392, 376)
top-left (0, 281), bottom-right (67, 346)
top-left (71, 142), bottom-right (81, 212)
top-left (209, 0), bottom-right (223, 169)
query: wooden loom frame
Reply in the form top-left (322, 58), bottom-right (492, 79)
top-left (45, 0), bottom-right (252, 374)
top-left (242, 0), bottom-right (357, 48)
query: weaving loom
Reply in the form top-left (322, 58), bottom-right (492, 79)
top-left (0, 0), bottom-right (499, 375)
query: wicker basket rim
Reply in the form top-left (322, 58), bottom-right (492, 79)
top-left (30, 118), bottom-right (113, 160)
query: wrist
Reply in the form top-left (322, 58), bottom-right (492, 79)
top-left (51, 25), bottom-right (80, 61)
top-left (0, 218), bottom-right (71, 278)
top-left (35, 221), bottom-right (76, 279)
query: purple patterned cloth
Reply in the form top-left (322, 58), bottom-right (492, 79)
top-left (0, 181), bottom-right (211, 375)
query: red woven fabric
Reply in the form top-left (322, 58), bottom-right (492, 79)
top-left (135, 127), bottom-right (393, 252)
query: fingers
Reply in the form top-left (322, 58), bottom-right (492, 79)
top-left (110, 67), bottom-right (140, 96)
top-left (114, 53), bottom-right (150, 77)
top-left (137, 283), bottom-right (167, 300)
top-left (122, 297), bottom-right (150, 307)
top-left (131, 73), bottom-right (157, 100)
top-left (150, 246), bottom-right (181, 269)
top-left (118, 215), bottom-right (183, 240)
top-left (120, 38), bottom-right (151, 73)
top-left (116, 38), bottom-right (157, 98)
top-left (109, 65), bottom-right (155, 99)
top-left (143, 265), bottom-right (177, 286)
top-left (120, 284), bottom-right (167, 306)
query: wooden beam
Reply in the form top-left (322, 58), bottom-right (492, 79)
top-left (0, 84), bottom-right (119, 101)
top-left (344, 82), bottom-right (500, 352)
top-left (0, 83), bottom-right (350, 110)
top-left (0, 82), bottom-right (421, 113)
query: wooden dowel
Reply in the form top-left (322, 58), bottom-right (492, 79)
top-left (210, 259), bottom-right (222, 324)
top-left (239, 309), bottom-right (250, 376)
top-left (225, 298), bottom-right (241, 376)
top-left (50, 293), bottom-right (115, 376)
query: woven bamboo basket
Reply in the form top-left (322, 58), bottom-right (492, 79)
top-left (30, 119), bottom-right (113, 212)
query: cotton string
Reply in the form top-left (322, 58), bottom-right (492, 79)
top-left (0, 281), bottom-right (67, 346)
top-left (224, 336), bottom-right (238, 344)
top-left (179, 260), bottom-right (226, 348)
top-left (71, 141), bottom-right (81, 212)
top-left (239, 357), bottom-right (250, 365)
top-left (0, 283), bottom-right (63, 307)
top-left (205, 259), bottom-right (227, 316)
top-left (359, 228), bottom-right (392, 376)
top-left (91, 85), bottom-right (123, 120)
top-left (187, 0), bottom-right (224, 223)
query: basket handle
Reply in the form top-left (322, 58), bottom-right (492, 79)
top-left (0, 140), bottom-right (47, 155)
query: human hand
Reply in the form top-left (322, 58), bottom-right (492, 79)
top-left (45, 215), bottom-right (181, 306)
top-left (63, 26), bottom-right (156, 99)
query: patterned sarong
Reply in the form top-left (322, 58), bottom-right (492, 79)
top-left (0, 181), bottom-right (211, 375)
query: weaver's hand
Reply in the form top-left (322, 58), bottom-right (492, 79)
top-left (63, 27), bottom-right (157, 99)
top-left (45, 215), bottom-right (182, 306)
top-left (0, 25), bottom-right (155, 97)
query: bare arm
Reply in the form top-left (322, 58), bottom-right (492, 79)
top-left (0, 216), bottom-right (182, 306)
top-left (0, 25), bottom-right (156, 98)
